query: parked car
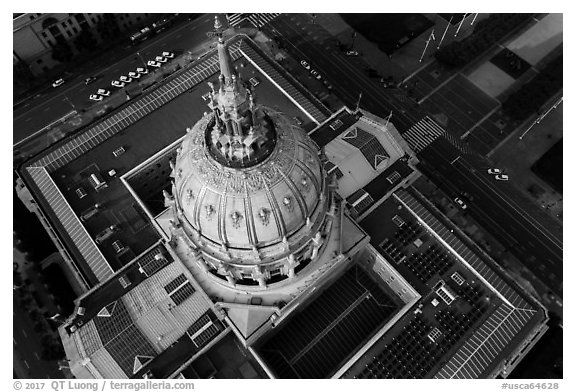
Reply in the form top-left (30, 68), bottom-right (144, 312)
top-left (346, 50), bottom-right (360, 56)
top-left (84, 76), bottom-right (97, 85)
top-left (136, 67), bottom-right (149, 74)
top-left (147, 60), bottom-right (162, 68)
top-left (111, 80), bottom-right (125, 88)
top-left (128, 71), bottom-right (141, 79)
top-left (119, 75), bottom-right (132, 83)
top-left (495, 174), bottom-right (509, 181)
top-left (488, 168), bottom-right (502, 175)
top-left (201, 92), bottom-right (211, 102)
top-left (162, 51), bottom-right (175, 58)
top-left (454, 197), bottom-right (467, 210)
top-left (155, 56), bottom-right (168, 63)
top-left (52, 78), bottom-right (65, 88)
top-left (97, 89), bottom-right (111, 96)
top-left (300, 60), bottom-right (311, 70)
top-left (249, 77), bottom-right (260, 87)
top-left (310, 69), bottom-right (322, 80)
top-left (89, 94), bottom-right (103, 101)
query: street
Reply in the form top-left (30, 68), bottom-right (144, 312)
top-left (13, 297), bottom-right (64, 379)
top-left (418, 139), bottom-right (562, 295)
top-left (13, 14), bottom-right (217, 145)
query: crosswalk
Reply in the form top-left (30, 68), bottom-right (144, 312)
top-left (402, 116), bottom-right (445, 153)
top-left (226, 13), bottom-right (281, 28)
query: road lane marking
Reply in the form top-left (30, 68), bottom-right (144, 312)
top-left (13, 338), bottom-right (17, 345)
top-left (25, 117), bottom-right (32, 122)
top-left (34, 352), bottom-right (40, 360)
top-left (43, 107), bottom-right (51, 112)
top-left (22, 329), bottom-right (27, 337)
top-left (457, 158), bottom-right (563, 251)
top-left (24, 360), bottom-right (30, 369)
top-left (176, 34), bottom-right (182, 39)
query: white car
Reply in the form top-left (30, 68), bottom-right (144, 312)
top-left (495, 174), bottom-right (509, 181)
top-left (454, 197), bottom-right (467, 210)
top-left (147, 60), bottom-right (162, 68)
top-left (310, 69), bottom-right (322, 80)
top-left (97, 89), bottom-right (111, 96)
top-left (136, 67), bottom-right (149, 74)
top-left (52, 78), bottom-right (65, 88)
top-left (89, 94), bottom-right (103, 101)
top-left (111, 80), bottom-right (125, 88)
top-left (155, 56), bottom-right (168, 63)
top-left (201, 92), bottom-right (211, 102)
top-left (128, 71), bottom-right (141, 79)
top-left (346, 50), bottom-right (360, 56)
top-left (119, 75), bottom-right (132, 83)
top-left (249, 77), bottom-right (260, 87)
top-left (300, 60), bottom-right (311, 70)
top-left (162, 51), bottom-right (175, 58)
top-left (488, 168), bottom-right (502, 175)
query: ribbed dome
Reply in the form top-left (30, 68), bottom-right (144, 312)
top-left (170, 106), bottom-right (325, 262)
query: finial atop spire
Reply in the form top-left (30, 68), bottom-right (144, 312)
top-left (214, 15), bottom-right (223, 41)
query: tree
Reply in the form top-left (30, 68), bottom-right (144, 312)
top-left (52, 41), bottom-right (74, 64)
top-left (74, 29), bottom-right (98, 53)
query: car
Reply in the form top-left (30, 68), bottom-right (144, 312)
top-left (119, 75), bottom-right (132, 83)
top-left (147, 60), bottom-right (162, 68)
top-left (128, 71), bottom-right (141, 79)
top-left (97, 89), bottom-right (111, 96)
top-left (155, 56), bottom-right (168, 63)
top-left (495, 174), bottom-right (509, 181)
top-left (136, 67), bottom-right (149, 74)
top-left (310, 69), bottom-right (322, 80)
top-left (52, 78), bottom-right (65, 88)
top-left (201, 92), bottom-right (211, 102)
top-left (323, 80), bottom-right (333, 90)
top-left (293, 116), bottom-right (304, 125)
top-left (488, 168), bottom-right (502, 175)
top-left (346, 50), bottom-right (360, 56)
top-left (111, 80), bottom-right (125, 88)
top-left (84, 76), bottom-right (97, 85)
top-left (454, 197), bottom-right (467, 210)
top-left (300, 60), bottom-right (311, 70)
top-left (89, 94), bottom-right (103, 101)
top-left (249, 77), bottom-right (260, 87)
top-left (162, 51), bottom-right (175, 58)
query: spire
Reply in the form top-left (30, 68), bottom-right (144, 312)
top-left (214, 15), bottom-right (234, 85)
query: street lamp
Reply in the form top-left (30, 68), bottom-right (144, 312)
top-left (136, 52), bottom-right (146, 68)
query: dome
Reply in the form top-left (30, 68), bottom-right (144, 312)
top-left (170, 106), bottom-right (327, 265)
top-left (165, 19), bottom-right (335, 289)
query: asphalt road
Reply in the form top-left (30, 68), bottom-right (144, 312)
top-left (265, 14), bottom-right (426, 133)
top-left (13, 297), bottom-right (64, 379)
top-left (418, 139), bottom-right (563, 295)
top-left (267, 13), bottom-right (563, 297)
top-left (13, 14), bottom-right (217, 145)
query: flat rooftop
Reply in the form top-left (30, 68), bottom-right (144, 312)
top-left (342, 187), bottom-right (547, 378)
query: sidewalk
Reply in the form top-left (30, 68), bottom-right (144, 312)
top-left (314, 13), bottom-right (489, 84)
top-left (489, 100), bottom-right (563, 223)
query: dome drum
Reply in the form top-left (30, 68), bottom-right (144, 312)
top-left (167, 31), bottom-right (337, 292)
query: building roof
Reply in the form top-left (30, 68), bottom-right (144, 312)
top-left (61, 244), bottom-right (216, 378)
top-left (172, 106), bottom-right (326, 262)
